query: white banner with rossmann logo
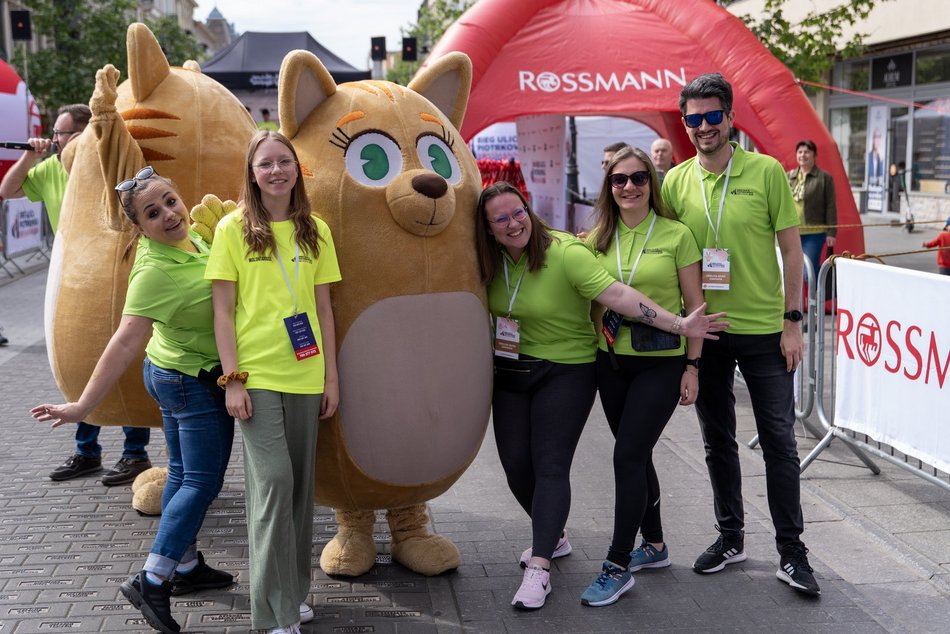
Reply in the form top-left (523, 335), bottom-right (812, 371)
top-left (834, 258), bottom-right (950, 472)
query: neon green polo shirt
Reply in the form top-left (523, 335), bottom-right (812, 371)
top-left (662, 143), bottom-right (799, 334)
top-left (590, 210), bottom-right (701, 356)
top-left (123, 230), bottom-right (218, 377)
top-left (21, 156), bottom-right (67, 233)
top-left (205, 211), bottom-right (342, 394)
top-left (487, 232), bottom-right (615, 364)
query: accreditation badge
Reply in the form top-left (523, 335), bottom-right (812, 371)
top-left (494, 315), bottom-right (521, 359)
top-left (283, 313), bottom-right (320, 361)
top-left (601, 309), bottom-right (623, 346)
top-left (702, 247), bottom-right (731, 290)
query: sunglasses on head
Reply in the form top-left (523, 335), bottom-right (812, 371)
top-left (609, 171), bottom-right (650, 189)
top-left (683, 110), bottom-right (725, 128)
top-left (115, 166), bottom-right (157, 194)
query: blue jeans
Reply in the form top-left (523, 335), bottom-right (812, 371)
top-left (75, 422), bottom-right (150, 460)
top-left (799, 233), bottom-right (827, 280)
top-left (141, 358), bottom-right (234, 577)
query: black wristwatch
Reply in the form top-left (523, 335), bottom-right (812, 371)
top-left (783, 310), bottom-right (804, 323)
top-left (685, 357), bottom-right (702, 370)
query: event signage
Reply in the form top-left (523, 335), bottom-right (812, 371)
top-left (833, 258), bottom-right (950, 473)
top-left (871, 54), bottom-right (912, 89)
top-left (2, 198), bottom-right (44, 258)
top-left (516, 115), bottom-right (565, 229)
top-left (518, 67), bottom-right (687, 93)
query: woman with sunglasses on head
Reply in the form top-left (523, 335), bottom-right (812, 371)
top-left (475, 181), bottom-right (725, 611)
top-left (205, 131), bottom-right (341, 634)
top-left (32, 166), bottom-right (235, 634)
top-left (579, 146), bottom-right (705, 608)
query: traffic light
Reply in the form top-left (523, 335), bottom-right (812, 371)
top-left (10, 10), bottom-right (32, 41)
top-left (402, 37), bottom-right (418, 62)
top-left (370, 36), bottom-right (386, 61)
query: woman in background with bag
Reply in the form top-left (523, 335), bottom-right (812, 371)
top-left (788, 139), bottom-right (836, 278)
top-left (474, 181), bottom-right (726, 611)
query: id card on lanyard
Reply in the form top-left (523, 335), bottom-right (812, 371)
top-left (275, 244), bottom-right (320, 361)
top-left (494, 257), bottom-right (527, 359)
top-left (602, 214), bottom-right (656, 344)
top-left (697, 153), bottom-right (733, 291)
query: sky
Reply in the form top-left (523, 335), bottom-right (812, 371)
top-left (193, 0), bottom-right (424, 70)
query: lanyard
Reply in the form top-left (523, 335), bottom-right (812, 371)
top-left (614, 213), bottom-right (657, 287)
top-left (273, 242), bottom-right (301, 316)
top-left (697, 150), bottom-right (734, 248)
top-left (502, 256), bottom-right (528, 317)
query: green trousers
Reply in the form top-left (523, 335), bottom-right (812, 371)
top-left (240, 390), bottom-right (321, 630)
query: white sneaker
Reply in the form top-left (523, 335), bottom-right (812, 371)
top-left (299, 602), bottom-right (314, 623)
top-left (519, 530), bottom-right (572, 567)
top-left (266, 625), bottom-right (300, 634)
top-left (511, 564), bottom-right (551, 609)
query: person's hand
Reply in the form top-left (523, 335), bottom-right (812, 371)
top-left (30, 402), bottom-right (88, 428)
top-left (679, 368), bottom-right (699, 406)
top-left (780, 322), bottom-right (804, 372)
top-left (26, 137), bottom-right (53, 157)
top-left (922, 241), bottom-right (929, 248)
top-left (320, 377), bottom-right (339, 420)
top-left (225, 383), bottom-right (253, 420)
top-left (680, 303), bottom-right (728, 339)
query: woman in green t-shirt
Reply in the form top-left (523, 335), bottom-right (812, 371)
top-left (474, 181), bottom-right (726, 611)
top-left (32, 168), bottom-right (234, 634)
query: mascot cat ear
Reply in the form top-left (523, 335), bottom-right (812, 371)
top-left (278, 51), bottom-right (338, 140)
top-left (408, 52), bottom-right (472, 131)
top-left (127, 23), bottom-right (170, 102)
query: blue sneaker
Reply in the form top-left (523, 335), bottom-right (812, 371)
top-left (628, 541), bottom-right (671, 572)
top-left (580, 561), bottom-right (634, 607)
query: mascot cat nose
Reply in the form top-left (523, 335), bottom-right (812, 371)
top-left (412, 173), bottom-right (448, 199)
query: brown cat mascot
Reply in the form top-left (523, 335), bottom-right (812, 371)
top-left (277, 50), bottom-right (492, 576)
top-left (45, 23), bottom-right (255, 426)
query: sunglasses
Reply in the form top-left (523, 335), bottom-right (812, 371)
top-left (115, 166), bottom-right (157, 194)
top-left (488, 207), bottom-right (528, 226)
top-left (609, 171), bottom-right (650, 189)
top-left (683, 110), bottom-right (725, 128)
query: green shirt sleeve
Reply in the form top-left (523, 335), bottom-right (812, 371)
top-left (124, 263), bottom-right (182, 324)
top-left (768, 159), bottom-right (800, 233)
top-left (562, 240), bottom-right (615, 301)
top-left (205, 213), bottom-right (241, 281)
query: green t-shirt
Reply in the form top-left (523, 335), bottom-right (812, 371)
top-left (590, 210), bottom-right (701, 356)
top-left (487, 232), bottom-right (615, 364)
top-left (205, 211), bottom-right (342, 394)
top-left (122, 230), bottom-right (218, 377)
top-left (661, 143), bottom-right (799, 334)
top-left (21, 156), bottom-right (67, 233)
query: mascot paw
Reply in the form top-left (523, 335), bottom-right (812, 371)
top-left (391, 534), bottom-right (460, 576)
top-left (90, 65), bottom-right (120, 116)
top-left (319, 528), bottom-right (377, 577)
top-left (190, 194), bottom-right (237, 244)
top-left (131, 467), bottom-right (167, 516)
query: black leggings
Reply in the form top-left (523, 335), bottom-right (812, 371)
top-left (596, 349), bottom-right (684, 568)
top-left (492, 359), bottom-right (596, 561)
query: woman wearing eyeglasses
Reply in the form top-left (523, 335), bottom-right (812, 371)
top-left (206, 131), bottom-right (341, 634)
top-left (32, 166), bottom-right (235, 634)
top-left (474, 181), bottom-right (725, 611)
top-left (579, 146), bottom-right (705, 607)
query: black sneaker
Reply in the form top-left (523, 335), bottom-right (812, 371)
top-left (120, 571), bottom-right (181, 633)
top-left (101, 457), bottom-right (152, 487)
top-left (49, 454), bottom-right (102, 481)
top-left (170, 552), bottom-right (234, 596)
top-left (777, 545), bottom-right (821, 596)
top-left (693, 527), bottom-right (747, 573)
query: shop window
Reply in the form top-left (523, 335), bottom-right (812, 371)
top-left (833, 60), bottom-right (870, 91)
top-left (911, 98), bottom-right (950, 194)
top-left (915, 48), bottom-right (950, 85)
top-left (831, 106), bottom-right (867, 187)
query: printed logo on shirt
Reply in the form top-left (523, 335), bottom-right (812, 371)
top-left (730, 188), bottom-right (755, 197)
top-left (292, 255), bottom-right (313, 264)
top-left (248, 256), bottom-right (273, 263)
top-left (643, 248), bottom-right (663, 254)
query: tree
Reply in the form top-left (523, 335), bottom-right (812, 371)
top-left (722, 0), bottom-right (878, 84)
top-left (145, 15), bottom-right (203, 67)
top-left (386, 0), bottom-right (476, 86)
top-left (11, 0), bottom-right (136, 126)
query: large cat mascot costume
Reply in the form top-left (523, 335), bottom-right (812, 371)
top-left (46, 24), bottom-right (255, 426)
top-left (277, 51), bottom-right (493, 577)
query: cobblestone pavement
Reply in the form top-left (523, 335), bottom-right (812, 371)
top-left (1, 218), bottom-right (948, 632)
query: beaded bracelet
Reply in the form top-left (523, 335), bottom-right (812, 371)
top-left (217, 371), bottom-right (249, 389)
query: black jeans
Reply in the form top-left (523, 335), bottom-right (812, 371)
top-left (695, 332), bottom-right (804, 552)
top-left (492, 358), bottom-right (596, 561)
top-left (596, 350), bottom-right (683, 568)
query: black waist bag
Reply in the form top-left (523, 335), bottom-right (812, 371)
top-left (493, 355), bottom-right (554, 393)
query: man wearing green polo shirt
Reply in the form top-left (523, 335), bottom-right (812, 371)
top-left (0, 103), bottom-right (151, 486)
top-left (662, 73), bottom-right (818, 597)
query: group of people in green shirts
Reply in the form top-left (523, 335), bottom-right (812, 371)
top-left (479, 72), bottom-right (820, 610)
top-left (27, 69), bottom-right (818, 632)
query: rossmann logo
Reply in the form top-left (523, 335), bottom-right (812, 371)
top-left (519, 68), bottom-right (687, 93)
top-left (837, 308), bottom-right (949, 387)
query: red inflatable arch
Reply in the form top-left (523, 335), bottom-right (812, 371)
top-left (425, 0), bottom-right (864, 255)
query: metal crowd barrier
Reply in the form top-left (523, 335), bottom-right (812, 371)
top-left (1, 198), bottom-right (51, 278)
